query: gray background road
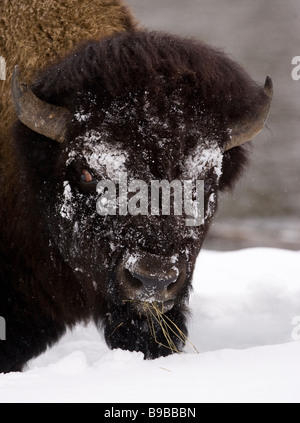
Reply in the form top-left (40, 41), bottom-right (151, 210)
top-left (127, 0), bottom-right (300, 250)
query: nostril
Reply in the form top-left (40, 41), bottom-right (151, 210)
top-left (167, 281), bottom-right (177, 291)
top-left (124, 270), bottom-right (144, 290)
top-left (129, 271), bottom-right (178, 292)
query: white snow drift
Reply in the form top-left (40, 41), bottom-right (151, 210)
top-left (0, 248), bottom-right (300, 403)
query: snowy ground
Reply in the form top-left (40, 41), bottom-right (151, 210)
top-left (1, 248), bottom-right (300, 403)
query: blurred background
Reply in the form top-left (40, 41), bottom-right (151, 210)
top-left (127, 0), bottom-right (300, 251)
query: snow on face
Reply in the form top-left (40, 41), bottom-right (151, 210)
top-left (60, 181), bottom-right (75, 221)
top-left (183, 141), bottom-right (223, 226)
top-left (205, 193), bottom-right (217, 220)
top-left (81, 130), bottom-right (128, 180)
top-left (184, 141), bottom-right (223, 181)
top-left (66, 129), bottom-right (128, 182)
top-left (60, 130), bottom-right (129, 227)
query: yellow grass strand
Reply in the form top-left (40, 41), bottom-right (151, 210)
top-left (122, 299), bottom-right (199, 355)
top-left (108, 322), bottom-right (124, 338)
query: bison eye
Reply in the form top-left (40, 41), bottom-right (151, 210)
top-left (81, 169), bottom-right (94, 184)
top-left (204, 178), bottom-right (213, 193)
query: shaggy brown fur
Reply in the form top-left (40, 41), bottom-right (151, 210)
top-left (0, 0), bottom-right (136, 199)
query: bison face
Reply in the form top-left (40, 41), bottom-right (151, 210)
top-left (43, 92), bottom-right (223, 357)
top-left (49, 90), bottom-right (224, 316)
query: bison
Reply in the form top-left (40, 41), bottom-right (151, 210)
top-left (0, 0), bottom-right (272, 373)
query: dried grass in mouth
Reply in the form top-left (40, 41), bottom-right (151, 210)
top-left (108, 322), bottom-right (124, 338)
top-left (123, 300), bottom-right (199, 355)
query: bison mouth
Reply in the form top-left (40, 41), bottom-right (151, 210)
top-left (103, 252), bottom-right (190, 358)
top-left (116, 252), bottom-right (187, 315)
top-left (122, 298), bottom-right (176, 314)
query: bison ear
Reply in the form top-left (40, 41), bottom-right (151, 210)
top-left (12, 65), bottom-right (71, 143)
top-left (225, 76), bottom-right (273, 151)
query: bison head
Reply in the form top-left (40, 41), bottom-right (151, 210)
top-left (12, 31), bottom-right (272, 357)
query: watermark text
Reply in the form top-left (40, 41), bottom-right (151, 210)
top-left (96, 173), bottom-right (205, 227)
top-left (291, 56), bottom-right (300, 81)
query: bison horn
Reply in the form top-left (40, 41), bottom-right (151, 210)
top-left (12, 65), bottom-right (71, 143)
top-left (225, 76), bottom-right (273, 151)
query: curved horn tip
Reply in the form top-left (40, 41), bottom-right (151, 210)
top-left (264, 76), bottom-right (273, 97)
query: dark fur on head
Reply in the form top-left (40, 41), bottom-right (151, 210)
top-left (30, 31), bottom-right (251, 188)
top-left (1, 29), bottom-right (259, 372)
